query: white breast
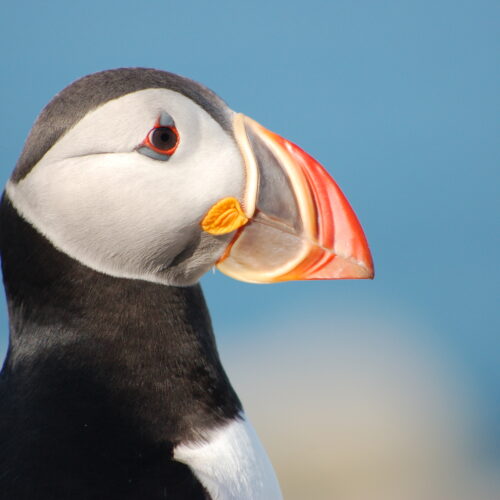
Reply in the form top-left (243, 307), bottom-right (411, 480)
top-left (174, 414), bottom-right (282, 499)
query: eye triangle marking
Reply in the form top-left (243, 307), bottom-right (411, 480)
top-left (159, 111), bottom-right (175, 127)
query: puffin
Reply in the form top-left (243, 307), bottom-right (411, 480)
top-left (0, 68), bottom-right (373, 499)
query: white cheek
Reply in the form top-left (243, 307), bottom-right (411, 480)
top-left (174, 415), bottom-right (282, 500)
top-left (7, 89), bottom-right (245, 284)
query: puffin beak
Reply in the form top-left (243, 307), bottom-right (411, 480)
top-left (203, 114), bottom-right (374, 284)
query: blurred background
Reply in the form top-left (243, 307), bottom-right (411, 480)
top-left (0, 1), bottom-right (498, 498)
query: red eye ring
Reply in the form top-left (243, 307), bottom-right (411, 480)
top-left (143, 125), bottom-right (179, 155)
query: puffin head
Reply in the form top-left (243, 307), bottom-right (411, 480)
top-left (6, 68), bottom-right (373, 286)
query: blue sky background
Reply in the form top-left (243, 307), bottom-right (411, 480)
top-left (0, 1), bottom-right (498, 495)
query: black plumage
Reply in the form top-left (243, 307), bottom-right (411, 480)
top-left (0, 196), bottom-right (241, 499)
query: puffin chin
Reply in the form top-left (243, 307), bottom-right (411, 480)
top-left (156, 230), bottom-right (234, 286)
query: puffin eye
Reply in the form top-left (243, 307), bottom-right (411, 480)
top-left (149, 127), bottom-right (179, 154)
top-left (138, 124), bottom-right (180, 161)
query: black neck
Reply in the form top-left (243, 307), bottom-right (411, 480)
top-left (0, 196), bottom-right (241, 446)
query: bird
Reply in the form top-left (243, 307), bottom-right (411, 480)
top-left (0, 68), bottom-right (373, 499)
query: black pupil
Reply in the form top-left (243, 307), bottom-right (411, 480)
top-left (151, 127), bottom-right (177, 151)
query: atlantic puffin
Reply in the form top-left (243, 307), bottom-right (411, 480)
top-left (0, 68), bottom-right (373, 499)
